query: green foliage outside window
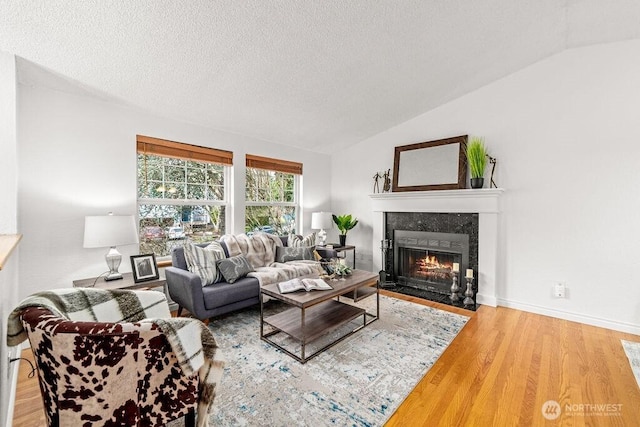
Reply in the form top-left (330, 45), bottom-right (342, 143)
top-left (245, 168), bottom-right (295, 202)
top-left (245, 205), bottom-right (296, 235)
top-left (245, 167), bottom-right (297, 235)
top-left (138, 154), bottom-right (226, 256)
top-left (138, 155), bottom-right (225, 201)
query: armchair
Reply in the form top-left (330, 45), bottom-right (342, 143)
top-left (8, 288), bottom-right (223, 427)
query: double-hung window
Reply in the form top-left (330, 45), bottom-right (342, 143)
top-left (137, 135), bottom-right (231, 258)
top-left (245, 154), bottom-right (302, 235)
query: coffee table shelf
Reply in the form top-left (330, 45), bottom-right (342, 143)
top-left (260, 269), bottom-right (379, 363)
top-left (264, 299), bottom-right (365, 343)
top-left (341, 285), bottom-right (377, 302)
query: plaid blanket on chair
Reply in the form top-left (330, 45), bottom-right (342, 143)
top-left (7, 288), bottom-right (224, 427)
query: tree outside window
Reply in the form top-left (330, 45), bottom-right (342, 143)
top-left (137, 150), bottom-right (228, 257)
top-left (245, 167), bottom-right (298, 235)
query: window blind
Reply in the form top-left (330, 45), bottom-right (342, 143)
top-left (246, 154), bottom-right (303, 175)
top-left (136, 135), bottom-right (233, 165)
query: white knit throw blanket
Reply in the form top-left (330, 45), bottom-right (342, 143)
top-left (7, 288), bottom-right (224, 427)
top-left (221, 232), bottom-right (283, 267)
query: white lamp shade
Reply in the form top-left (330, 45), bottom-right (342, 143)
top-left (311, 212), bottom-right (333, 230)
top-left (83, 215), bottom-right (139, 248)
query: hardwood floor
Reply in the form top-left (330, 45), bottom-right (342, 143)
top-left (382, 291), bottom-right (640, 427)
top-left (13, 349), bottom-right (46, 427)
top-left (13, 291), bottom-right (640, 426)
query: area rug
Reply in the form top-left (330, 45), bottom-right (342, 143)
top-left (206, 294), bottom-right (469, 426)
top-left (622, 340), bottom-right (640, 390)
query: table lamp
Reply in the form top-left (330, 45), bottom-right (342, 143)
top-left (83, 213), bottom-right (139, 281)
top-left (311, 212), bottom-right (333, 246)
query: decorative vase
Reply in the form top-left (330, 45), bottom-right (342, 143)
top-left (339, 234), bottom-right (347, 246)
top-left (470, 177), bottom-right (484, 189)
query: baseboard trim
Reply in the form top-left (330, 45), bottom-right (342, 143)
top-left (476, 293), bottom-right (497, 307)
top-left (497, 298), bottom-right (640, 335)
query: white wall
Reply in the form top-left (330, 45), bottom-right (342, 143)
top-left (17, 69), bottom-right (331, 299)
top-left (0, 50), bottom-right (20, 427)
top-left (331, 39), bottom-right (640, 333)
top-left (0, 53), bottom-right (17, 234)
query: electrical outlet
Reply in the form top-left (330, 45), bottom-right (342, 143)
top-left (554, 282), bottom-right (566, 298)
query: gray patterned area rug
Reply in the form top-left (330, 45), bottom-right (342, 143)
top-left (622, 340), bottom-right (640, 390)
top-left (206, 294), bottom-right (469, 426)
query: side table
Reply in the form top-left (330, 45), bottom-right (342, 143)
top-left (73, 271), bottom-right (166, 291)
top-left (320, 244), bottom-right (356, 269)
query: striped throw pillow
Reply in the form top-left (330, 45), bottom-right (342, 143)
top-left (183, 241), bottom-right (226, 286)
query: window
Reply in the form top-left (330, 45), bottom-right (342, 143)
top-left (137, 135), bottom-right (232, 257)
top-left (245, 154), bottom-right (302, 235)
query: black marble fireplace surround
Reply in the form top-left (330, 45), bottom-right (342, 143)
top-left (383, 212), bottom-right (479, 310)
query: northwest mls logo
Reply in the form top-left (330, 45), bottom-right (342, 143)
top-left (542, 400), bottom-right (561, 420)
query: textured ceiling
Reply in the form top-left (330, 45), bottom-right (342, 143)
top-left (2, 1), bottom-right (639, 153)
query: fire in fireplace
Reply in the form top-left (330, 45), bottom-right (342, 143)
top-left (406, 250), bottom-right (456, 280)
top-left (394, 230), bottom-right (469, 295)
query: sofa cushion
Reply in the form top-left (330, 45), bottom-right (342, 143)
top-left (183, 241), bottom-right (227, 286)
top-left (275, 246), bottom-right (314, 263)
top-left (202, 277), bottom-right (260, 310)
top-left (216, 255), bottom-right (254, 284)
top-left (288, 232), bottom-right (316, 247)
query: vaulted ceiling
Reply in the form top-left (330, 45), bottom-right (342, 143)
top-left (2, 1), bottom-right (639, 153)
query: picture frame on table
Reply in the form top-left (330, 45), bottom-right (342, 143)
top-left (130, 254), bottom-right (159, 283)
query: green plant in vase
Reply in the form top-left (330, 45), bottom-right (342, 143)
top-left (332, 214), bottom-right (358, 246)
top-left (466, 137), bottom-right (487, 189)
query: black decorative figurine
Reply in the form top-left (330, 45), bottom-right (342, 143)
top-left (487, 155), bottom-right (498, 188)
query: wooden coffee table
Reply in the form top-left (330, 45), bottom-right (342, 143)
top-left (260, 269), bottom-right (379, 363)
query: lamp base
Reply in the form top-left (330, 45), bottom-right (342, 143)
top-left (317, 229), bottom-right (327, 246)
top-left (105, 246), bottom-right (123, 281)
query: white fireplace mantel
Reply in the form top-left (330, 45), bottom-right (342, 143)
top-left (369, 188), bottom-right (504, 307)
top-left (370, 188), bottom-right (504, 213)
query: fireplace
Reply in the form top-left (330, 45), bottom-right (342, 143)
top-left (370, 189), bottom-right (503, 307)
top-left (394, 230), bottom-right (469, 295)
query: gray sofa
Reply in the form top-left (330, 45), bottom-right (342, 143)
top-left (165, 236), bottom-right (336, 320)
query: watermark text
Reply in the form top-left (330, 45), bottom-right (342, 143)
top-left (542, 400), bottom-right (623, 419)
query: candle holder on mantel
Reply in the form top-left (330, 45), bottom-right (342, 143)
top-left (450, 271), bottom-right (460, 302)
top-left (463, 276), bottom-right (475, 306)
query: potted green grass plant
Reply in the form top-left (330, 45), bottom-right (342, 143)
top-left (466, 137), bottom-right (488, 189)
top-left (332, 214), bottom-right (358, 246)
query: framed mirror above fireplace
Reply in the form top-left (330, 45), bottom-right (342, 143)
top-left (392, 135), bottom-right (468, 192)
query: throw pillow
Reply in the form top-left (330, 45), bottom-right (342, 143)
top-left (216, 255), bottom-right (254, 284)
top-left (288, 232), bottom-right (317, 248)
top-left (275, 246), bottom-right (315, 263)
top-left (183, 241), bottom-right (226, 286)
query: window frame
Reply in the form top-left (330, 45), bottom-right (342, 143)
top-left (245, 154), bottom-right (302, 235)
top-left (136, 135), bottom-right (232, 262)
